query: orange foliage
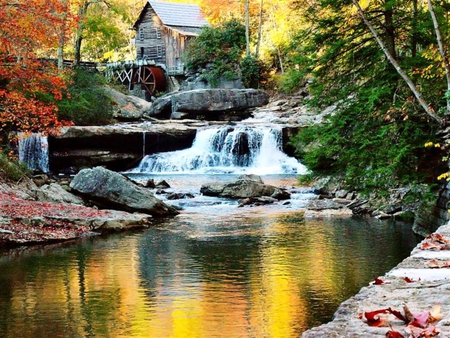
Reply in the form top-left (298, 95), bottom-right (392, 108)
top-left (0, 0), bottom-right (75, 138)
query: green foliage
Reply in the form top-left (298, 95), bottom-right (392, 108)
top-left (240, 55), bottom-right (269, 88)
top-left (288, 0), bottom-right (450, 193)
top-left (57, 69), bottom-right (114, 126)
top-left (185, 20), bottom-right (246, 87)
top-left (0, 151), bottom-right (28, 181)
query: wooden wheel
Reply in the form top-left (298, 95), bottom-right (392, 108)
top-left (133, 66), bottom-right (167, 97)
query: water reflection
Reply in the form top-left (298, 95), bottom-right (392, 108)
top-left (0, 213), bottom-right (418, 338)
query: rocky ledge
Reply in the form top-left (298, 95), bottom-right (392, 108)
top-left (302, 222), bottom-right (450, 337)
top-left (0, 167), bottom-right (177, 247)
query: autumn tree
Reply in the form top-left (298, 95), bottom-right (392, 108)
top-left (0, 0), bottom-right (74, 145)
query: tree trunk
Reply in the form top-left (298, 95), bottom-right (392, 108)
top-left (384, 7), bottom-right (396, 60)
top-left (73, 1), bottom-right (90, 67)
top-left (411, 0), bottom-right (418, 58)
top-left (255, 0), bottom-right (263, 57)
top-left (57, 35), bottom-right (65, 70)
top-left (352, 0), bottom-right (442, 124)
top-left (427, 0), bottom-right (450, 115)
top-left (244, 0), bottom-right (250, 57)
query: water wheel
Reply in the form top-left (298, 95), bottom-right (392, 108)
top-left (133, 66), bottom-right (167, 99)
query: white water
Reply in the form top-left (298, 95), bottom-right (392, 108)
top-left (17, 133), bottom-right (49, 173)
top-left (130, 126), bottom-right (307, 175)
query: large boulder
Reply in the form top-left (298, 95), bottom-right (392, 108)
top-left (200, 174), bottom-right (290, 200)
top-left (70, 167), bottom-right (179, 216)
top-left (146, 89), bottom-right (270, 120)
top-left (104, 86), bottom-right (152, 121)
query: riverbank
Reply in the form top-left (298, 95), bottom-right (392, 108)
top-left (0, 174), bottom-right (153, 247)
top-left (302, 220), bottom-right (450, 337)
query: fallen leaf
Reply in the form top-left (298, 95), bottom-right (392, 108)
top-left (374, 277), bottom-right (385, 285)
top-left (385, 329), bottom-right (405, 338)
top-left (411, 311), bottom-right (430, 328)
top-left (364, 309), bottom-right (390, 327)
top-left (403, 303), bottom-right (415, 323)
top-left (428, 303), bottom-right (444, 323)
top-left (388, 307), bottom-right (407, 323)
top-left (425, 259), bottom-right (450, 268)
top-left (405, 324), bottom-right (440, 337)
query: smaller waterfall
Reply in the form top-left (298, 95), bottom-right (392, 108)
top-left (130, 126), bottom-right (308, 175)
top-left (17, 133), bottom-right (50, 173)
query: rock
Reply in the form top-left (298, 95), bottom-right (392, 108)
top-left (35, 183), bottom-right (85, 205)
top-left (69, 167), bottom-right (179, 216)
top-left (145, 179), bottom-right (155, 188)
top-left (104, 86), bottom-right (152, 121)
top-left (155, 180), bottom-right (171, 189)
top-left (306, 199), bottom-right (346, 210)
top-left (49, 123), bottom-right (197, 172)
top-left (200, 174), bottom-right (290, 200)
top-left (149, 94), bottom-right (172, 118)
top-left (335, 189), bottom-right (349, 199)
top-left (166, 192), bottom-right (195, 200)
top-left (146, 89), bottom-right (270, 120)
top-left (384, 203), bottom-right (402, 215)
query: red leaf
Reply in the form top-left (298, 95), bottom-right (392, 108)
top-left (374, 277), bottom-right (385, 285)
top-left (364, 309), bottom-right (390, 326)
top-left (386, 330), bottom-right (405, 338)
top-left (388, 307), bottom-right (408, 323)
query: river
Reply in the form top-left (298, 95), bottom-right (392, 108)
top-left (3, 126), bottom-right (420, 337)
top-left (0, 174), bottom-right (419, 338)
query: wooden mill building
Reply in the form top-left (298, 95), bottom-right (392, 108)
top-left (106, 1), bottom-right (209, 99)
top-left (133, 0), bottom-right (209, 75)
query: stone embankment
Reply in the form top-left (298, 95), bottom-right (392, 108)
top-left (302, 221), bottom-right (450, 337)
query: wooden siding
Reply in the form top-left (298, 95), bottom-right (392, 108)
top-left (134, 6), bottom-right (166, 65)
top-left (134, 4), bottom-right (204, 75)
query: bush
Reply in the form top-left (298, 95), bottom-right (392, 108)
top-left (185, 20), bottom-right (246, 87)
top-left (0, 150), bottom-right (28, 181)
top-left (240, 55), bottom-right (269, 89)
top-left (57, 68), bottom-right (114, 126)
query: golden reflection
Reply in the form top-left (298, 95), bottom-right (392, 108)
top-left (1, 215), bottom-right (412, 338)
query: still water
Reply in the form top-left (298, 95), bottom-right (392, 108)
top-left (0, 178), bottom-right (419, 338)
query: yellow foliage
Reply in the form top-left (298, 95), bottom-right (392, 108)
top-left (437, 172), bottom-right (450, 181)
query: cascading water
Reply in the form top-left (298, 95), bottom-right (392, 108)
top-left (130, 126), bottom-right (308, 175)
top-left (17, 133), bottom-right (50, 173)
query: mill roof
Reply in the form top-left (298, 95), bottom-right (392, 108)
top-left (148, 1), bottom-right (209, 28)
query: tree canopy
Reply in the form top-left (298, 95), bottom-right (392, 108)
top-left (0, 0), bottom-right (75, 143)
top-left (2, 0), bottom-right (450, 192)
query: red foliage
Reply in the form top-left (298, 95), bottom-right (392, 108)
top-left (386, 329), bottom-right (405, 338)
top-left (361, 304), bottom-right (444, 337)
top-left (0, 0), bottom-right (76, 138)
top-left (0, 192), bottom-right (112, 244)
top-left (420, 233), bottom-right (449, 250)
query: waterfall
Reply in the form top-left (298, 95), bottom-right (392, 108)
top-left (130, 126), bottom-right (307, 175)
top-left (17, 133), bottom-right (50, 173)
top-left (143, 132), bottom-right (146, 157)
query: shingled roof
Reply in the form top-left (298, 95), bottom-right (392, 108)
top-left (148, 1), bottom-right (209, 28)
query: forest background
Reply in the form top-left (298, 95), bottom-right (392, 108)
top-left (1, 0), bottom-right (450, 198)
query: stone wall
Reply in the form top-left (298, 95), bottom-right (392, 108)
top-left (413, 182), bottom-right (450, 236)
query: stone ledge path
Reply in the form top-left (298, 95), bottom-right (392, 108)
top-left (302, 222), bottom-right (450, 337)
